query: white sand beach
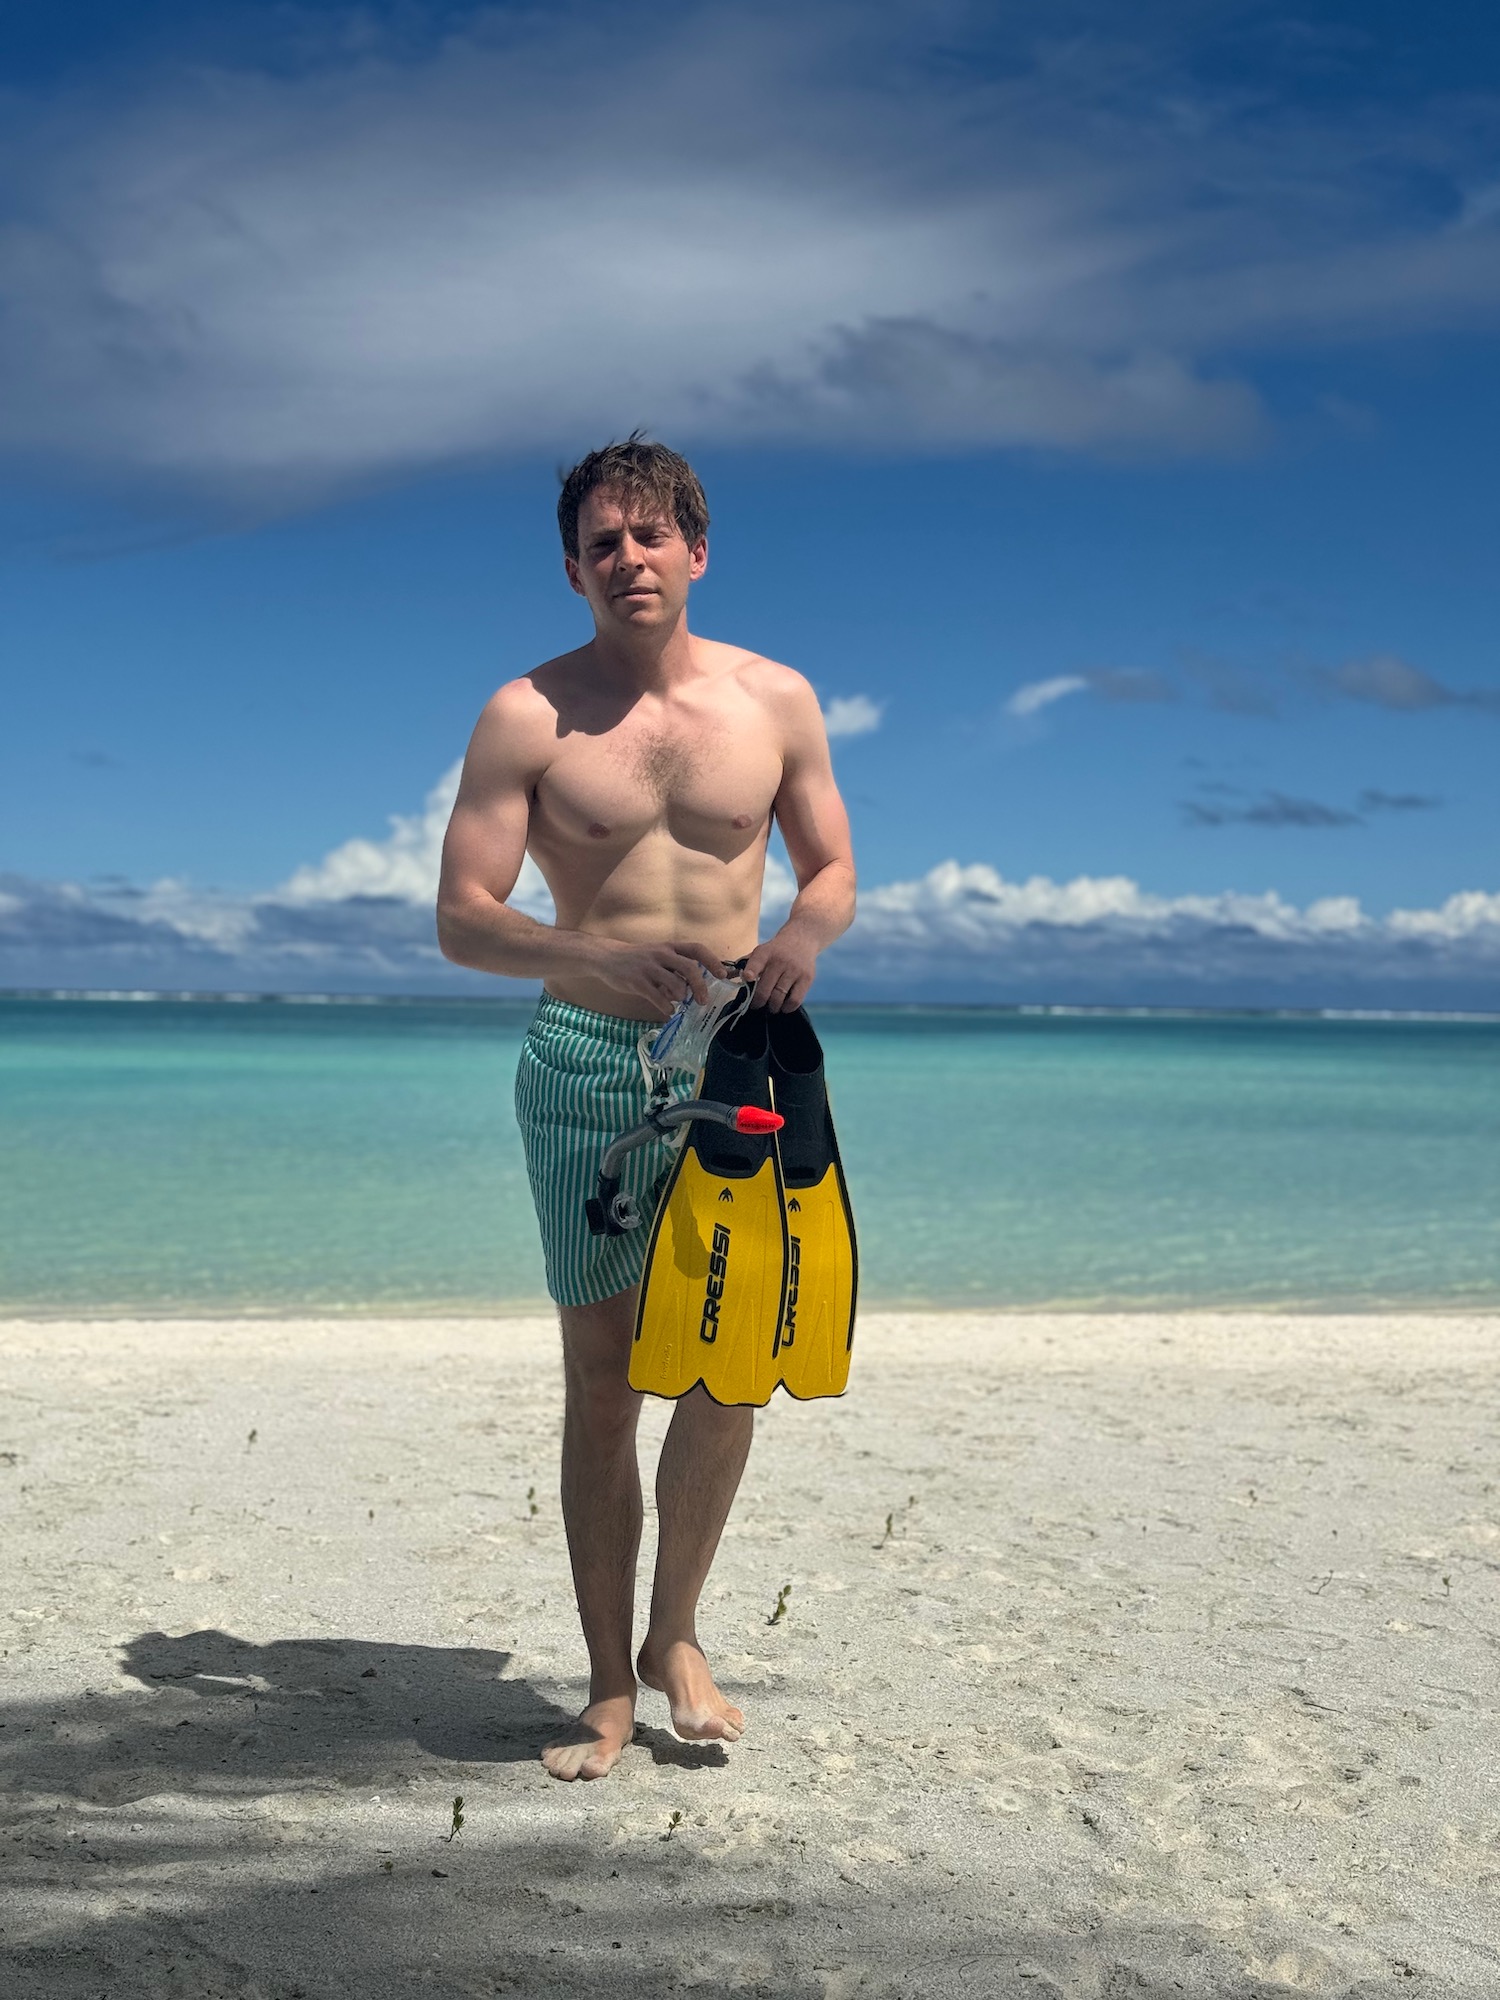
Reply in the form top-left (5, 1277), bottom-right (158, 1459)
top-left (2, 1310), bottom-right (1498, 1998)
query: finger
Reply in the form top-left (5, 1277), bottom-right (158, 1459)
top-left (673, 942), bottom-right (729, 980)
top-left (671, 959), bottom-right (713, 1005)
top-left (676, 940), bottom-right (736, 996)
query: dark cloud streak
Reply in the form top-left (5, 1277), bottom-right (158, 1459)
top-left (1359, 789), bottom-right (1442, 813)
top-left (1182, 789), bottom-right (1363, 829)
top-left (1328, 655), bottom-right (1500, 713)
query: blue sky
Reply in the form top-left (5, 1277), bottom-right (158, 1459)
top-left (2, 0), bottom-right (1498, 1005)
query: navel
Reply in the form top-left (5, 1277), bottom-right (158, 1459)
top-left (587, 822), bottom-right (611, 839)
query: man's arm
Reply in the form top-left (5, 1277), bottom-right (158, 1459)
top-left (742, 672), bottom-right (857, 1012)
top-left (436, 683), bottom-right (725, 1010)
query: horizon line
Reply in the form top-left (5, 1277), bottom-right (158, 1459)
top-left (4, 988), bottom-right (1499, 1025)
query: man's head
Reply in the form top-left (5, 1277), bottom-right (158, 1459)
top-left (557, 433), bottom-right (709, 563)
top-left (559, 434), bottom-right (710, 639)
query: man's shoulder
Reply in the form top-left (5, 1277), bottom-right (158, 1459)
top-left (700, 639), bottom-right (817, 710)
top-left (480, 650), bottom-right (587, 727)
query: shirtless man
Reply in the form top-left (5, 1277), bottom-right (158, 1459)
top-left (436, 437), bottom-right (856, 1781)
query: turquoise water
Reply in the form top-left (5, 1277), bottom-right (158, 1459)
top-left (1, 996), bottom-right (1497, 1313)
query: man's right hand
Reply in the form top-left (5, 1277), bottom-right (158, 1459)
top-left (596, 940), bottom-right (729, 1013)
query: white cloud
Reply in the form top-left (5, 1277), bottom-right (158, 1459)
top-left (1387, 891), bottom-right (1500, 941)
top-left (279, 760), bottom-right (553, 917)
top-left (760, 852), bottom-right (797, 921)
top-left (279, 763), bottom-right (461, 904)
top-left (1, 5), bottom-right (1497, 498)
top-left (847, 860), bottom-right (1379, 946)
top-left (1006, 675), bottom-right (1089, 718)
top-left (818, 861), bottom-right (1500, 1005)
top-left (822, 694), bottom-right (884, 739)
top-left (4, 772), bottom-right (1499, 1006)
top-left (1006, 669), bottom-right (1178, 720)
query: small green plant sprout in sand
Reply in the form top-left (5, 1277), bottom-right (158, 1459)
top-left (447, 1795), bottom-right (464, 1842)
top-left (877, 1494), bottom-right (918, 1548)
top-left (662, 1810), bottom-right (683, 1841)
top-left (246, 1428), bottom-right (257, 1448)
top-left (526, 1485), bottom-right (538, 1518)
top-left (766, 1582), bottom-right (792, 1626)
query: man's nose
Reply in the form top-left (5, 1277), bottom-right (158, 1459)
top-left (614, 536), bottom-right (645, 568)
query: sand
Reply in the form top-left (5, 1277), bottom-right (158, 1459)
top-left (1, 1310), bottom-right (1498, 1999)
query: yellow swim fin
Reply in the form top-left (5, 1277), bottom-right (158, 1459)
top-left (630, 1008), bottom-right (789, 1406)
top-left (767, 1007), bottom-right (858, 1399)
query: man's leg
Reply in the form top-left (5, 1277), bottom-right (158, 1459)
top-left (541, 1290), bottom-right (644, 1781)
top-left (638, 1388), bottom-right (754, 1743)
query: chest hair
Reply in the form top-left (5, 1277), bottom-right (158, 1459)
top-left (628, 729), bottom-right (706, 806)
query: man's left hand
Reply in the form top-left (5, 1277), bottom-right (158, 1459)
top-left (742, 924), bottom-right (819, 1012)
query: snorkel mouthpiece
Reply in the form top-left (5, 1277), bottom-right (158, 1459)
top-left (733, 1106), bottom-right (783, 1135)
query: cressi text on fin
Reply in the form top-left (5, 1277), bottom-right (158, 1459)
top-left (630, 1007), bottom-right (788, 1406)
top-left (767, 1006), bottom-right (858, 1400)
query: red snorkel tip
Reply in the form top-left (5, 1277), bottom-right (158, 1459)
top-left (734, 1106), bottom-right (784, 1134)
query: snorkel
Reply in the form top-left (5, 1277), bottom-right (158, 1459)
top-left (585, 959), bottom-right (784, 1238)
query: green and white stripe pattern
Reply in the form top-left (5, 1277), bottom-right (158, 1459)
top-left (514, 994), bottom-right (694, 1307)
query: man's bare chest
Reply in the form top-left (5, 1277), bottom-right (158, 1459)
top-left (532, 720), bottom-right (783, 854)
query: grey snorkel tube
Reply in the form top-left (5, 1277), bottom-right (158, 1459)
top-left (585, 1097), bottom-right (784, 1237)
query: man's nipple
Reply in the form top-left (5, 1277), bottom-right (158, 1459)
top-left (731, 813), bottom-right (753, 830)
top-left (587, 822), bottom-right (611, 840)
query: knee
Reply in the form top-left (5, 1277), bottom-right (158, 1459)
top-left (564, 1352), bottom-right (639, 1441)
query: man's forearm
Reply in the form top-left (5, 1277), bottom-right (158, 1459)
top-left (778, 858), bottom-right (857, 954)
top-left (437, 893), bottom-right (608, 981)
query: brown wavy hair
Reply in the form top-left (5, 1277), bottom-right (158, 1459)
top-left (557, 432), bottom-right (710, 560)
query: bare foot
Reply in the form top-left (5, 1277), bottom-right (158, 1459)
top-left (541, 1691), bottom-right (637, 1781)
top-left (637, 1635), bottom-right (745, 1744)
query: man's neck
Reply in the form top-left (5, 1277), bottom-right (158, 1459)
top-left (587, 612), bottom-right (698, 693)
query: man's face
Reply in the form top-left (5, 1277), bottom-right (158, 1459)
top-left (565, 488), bottom-right (707, 636)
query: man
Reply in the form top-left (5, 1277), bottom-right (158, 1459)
top-left (436, 436), bottom-right (856, 1781)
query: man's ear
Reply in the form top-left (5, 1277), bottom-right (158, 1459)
top-left (563, 556), bottom-right (586, 597)
top-left (688, 537), bottom-right (708, 582)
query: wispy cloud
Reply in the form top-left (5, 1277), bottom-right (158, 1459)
top-left (821, 694), bottom-right (884, 740)
top-left (1183, 789), bottom-right (1362, 829)
top-left (1006, 669), bottom-right (1175, 719)
top-left (3, 768), bottom-right (1497, 1007)
top-left (1327, 655), bottom-right (1500, 713)
top-left (1182, 655), bottom-right (1279, 717)
top-left (1183, 784), bottom-right (1445, 828)
top-left (2, 3), bottom-right (1498, 501)
top-left (1006, 676), bottom-right (1089, 719)
top-left (1011, 650), bottom-right (1500, 731)
top-left (1358, 789), bottom-right (1442, 813)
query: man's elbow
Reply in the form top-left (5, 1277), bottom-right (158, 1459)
top-left (435, 898), bottom-right (475, 967)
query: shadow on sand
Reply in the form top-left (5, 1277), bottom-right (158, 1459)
top-left (0, 1631), bottom-right (1419, 2000)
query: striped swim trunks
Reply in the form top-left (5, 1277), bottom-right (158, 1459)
top-left (514, 993), bottom-right (694, 1307)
